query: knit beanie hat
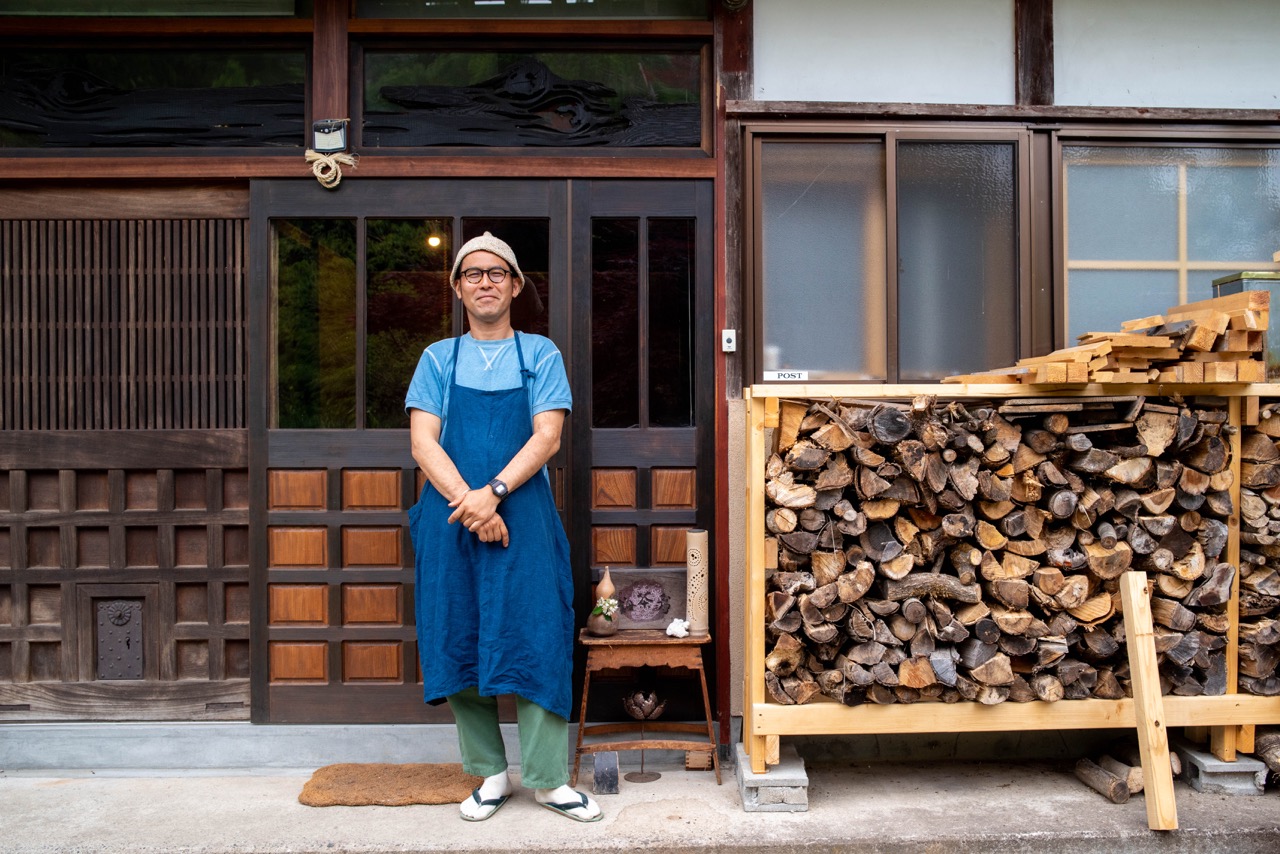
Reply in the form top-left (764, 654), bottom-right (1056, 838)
top-left (450, 232), bottom-right (524, 284)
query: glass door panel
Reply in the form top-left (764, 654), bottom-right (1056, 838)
top-left (365, 219), bottom-right (454, 429)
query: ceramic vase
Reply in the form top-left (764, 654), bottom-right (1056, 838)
top-left (586, 611), bottom-right (618, 637)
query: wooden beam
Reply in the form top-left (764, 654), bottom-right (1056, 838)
top-left (727, 100), bottom-right (1280, 125)
top-left (312, 0), bottom-right (349, 127)
top-left (1015, 0), bottom-right (1054, 106)
top-left (1120, 572), bottom-right (1177, 831)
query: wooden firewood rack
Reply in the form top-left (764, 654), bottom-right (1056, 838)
top-left (742, 383), bottom-right (1280, 831)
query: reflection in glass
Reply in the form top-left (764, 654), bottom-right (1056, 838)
top-left (367, 219), bottom-right (452, 429)
top-left (363, 51), bottom-right (700, 148)
top-left (0, 50), bottom-right (305, 148)
top-left (460, 219), bottom-right (551, 339)
top-left (357, 0), bottom-right (706, 18)
top-left (897, 142), bottom-right (1018, 380)
top-left (760, 142), bottom-right (887, 380)
top-left (649, 219), bottom-right (694, 427)
top-left (274, 220), bottom-right (357, 428)
top-left (592, 219), bottom-right (639, 428)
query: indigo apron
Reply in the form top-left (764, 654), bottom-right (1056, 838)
top-left (409, 333), bottom-right (575, 720)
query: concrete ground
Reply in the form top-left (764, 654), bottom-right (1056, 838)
top-left (1, 756), bottom-right (1278, 854)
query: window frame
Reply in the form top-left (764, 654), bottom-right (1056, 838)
top-left (1051, 126), bottom-right (1280, 351)
top-left (743, 121), bottom-right (1035, 384)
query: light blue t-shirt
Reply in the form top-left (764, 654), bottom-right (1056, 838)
top-left (404, 332), bottom-right (572, 426)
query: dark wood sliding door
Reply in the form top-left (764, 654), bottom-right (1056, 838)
top-left (251, 178), bottom-right (712, 723)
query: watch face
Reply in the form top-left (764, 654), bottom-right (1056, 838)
top-left (490, 479), bottom-right (508, 498)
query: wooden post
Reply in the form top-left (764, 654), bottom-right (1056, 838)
top-left (744, 390), bottom-right (770, 773)
top-left (1211, 396), bottom-right (1244, 761)
top-left (1120, 572), bottom-right (1178, 831)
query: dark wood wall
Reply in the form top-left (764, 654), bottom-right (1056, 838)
top-left (0, 187), bottom-right (251, 721)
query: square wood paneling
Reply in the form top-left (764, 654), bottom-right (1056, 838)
top-left (224, 526), bottom-right (249, 567)
top-left (0, 586), bottom-right (10, 624)
top-left (175, 583), bottom-right (208, 623)
top-left (174, 471), bottom-right (207, 510)
top-left (269, 641), bottom-right (327, 683)
top-left (592, 526), bottom-right (636, 566)
top-left (652, 468), bottom-right (697, 509)
top-left (343, 641), bottom-right (402, 683)
top-left (175, 526), bottom-right (208, 568)
top-left (342, 527), bottom-right (401, 568)
top-left (76, 527), bottom-right (110, 568)
top-left (27, 527), bottom-right (60, 568)
top-left (0, 471), bottom-right (9, 512)
top-left (651, 526), bottom-right (690, 566)
top-left (0, 529), bottom-right (8, 568)
top-left (269, 469), bottom-right (326, 510)
top-left (76, 472), bottom-right (109, 511)
top-left (342, 584), bottom-right (402, 625)
top-left (28, 585), bottom-right (62, 624)
top-left (223, 471), bottom-right (250, 510)
top-left (125, 527), bottom-right (159, 568)
top-left (125, 471), bottom-right (159, 510)
top-left (177, 640), bottom-right (209, 680)
top-left (0, 643), bottom-right (11, 681)
top-left (29, 641), bottom-right (61, 681)
top-left (592, 468), bottom-right (636, 509)
top-left (27, 471), bottom-right (59, 511)
top-left (226, 639), bottom-right (250, 679)
top-left (268, 527), bottom-right (327, 568)
top-left (225, 583), bottom-right (250, 624)
top-left (342, 470), bottom-right (400, 510)
top-left (269, 584), bottom-right (328, 626)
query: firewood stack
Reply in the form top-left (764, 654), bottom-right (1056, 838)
top-left (763, 393), bottom-right (1236, 706)
top-left (943, 290), bottom-right (1269, 385)
top-left (1235, 404), bottom-right (1280, 696)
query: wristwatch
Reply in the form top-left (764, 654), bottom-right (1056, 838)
top-left (487, 478), bottom-right (509, 501)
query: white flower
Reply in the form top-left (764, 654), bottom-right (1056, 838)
top-left (665, 618), bottom-right (690, 638)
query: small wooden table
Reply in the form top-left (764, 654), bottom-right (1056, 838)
top-left (572, 629), bottom-right (721, 786)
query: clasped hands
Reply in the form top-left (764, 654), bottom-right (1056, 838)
top-left (447, 487), bottom-right (510, 547)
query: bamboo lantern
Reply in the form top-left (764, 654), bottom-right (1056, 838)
top-left (686, 528), bottom-right (709, 636)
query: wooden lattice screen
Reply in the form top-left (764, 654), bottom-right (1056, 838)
top-left (0, 219), bottom-right (247, 430)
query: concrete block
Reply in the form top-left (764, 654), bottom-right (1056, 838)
top-left (592, 751), bottom-right (619, 795)
top-left (1174, 738), bottom-right (1267, 796)
top-left (735, 742), bottom-right (808, 812)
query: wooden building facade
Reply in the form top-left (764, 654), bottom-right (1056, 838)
top-left (5, 0), bottom-right (1280, 752)
top-left (0, 0), bottom-right (741, 728)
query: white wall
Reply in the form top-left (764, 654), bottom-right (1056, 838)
top-left (1056, 0), bottom-right (1280, 109)
top-left (753, 0), bottom-right (1015, 105)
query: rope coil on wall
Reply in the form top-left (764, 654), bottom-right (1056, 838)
top-left (305, 150), bottom-right (359, 189)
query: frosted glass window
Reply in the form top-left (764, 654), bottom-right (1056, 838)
top-left (1068, 271), bottom-right (1178, 344)
top-left (1187, 156), bottom-right (1280, 260)
top-left (1066, 154), bottom-right (1178, 261)
top-left (897, 142), bottom-right (1018, 381)
top-left (1064, 146), bottom-right (1280, 344)
top-left (760, 142), bottom-right (886, 381)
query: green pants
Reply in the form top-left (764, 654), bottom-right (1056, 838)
top-left (447, 687), bottom-right (569, 789)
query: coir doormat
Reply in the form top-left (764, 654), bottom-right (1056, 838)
top-left (299, 763), bottom-right (483, 807)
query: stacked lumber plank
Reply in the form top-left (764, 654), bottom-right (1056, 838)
top-left (944, 290), bottom-right (1269, 385)
top-left (763, 393), bottom-right (1235, 706)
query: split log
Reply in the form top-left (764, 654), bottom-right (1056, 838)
top-left (1096, 754), bottom-right (1143, 794)
top-left (1075, 758), bottom-right (1130, 804)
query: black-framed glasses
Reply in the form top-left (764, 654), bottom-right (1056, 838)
top-left (461, 266), bottom-right (511, 284)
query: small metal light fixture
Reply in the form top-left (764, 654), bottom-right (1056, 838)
top-left (312, 118), bottom-right (349, 153)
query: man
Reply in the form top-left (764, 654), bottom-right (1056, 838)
top-left (405, 232), bottom-right (601, 822)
